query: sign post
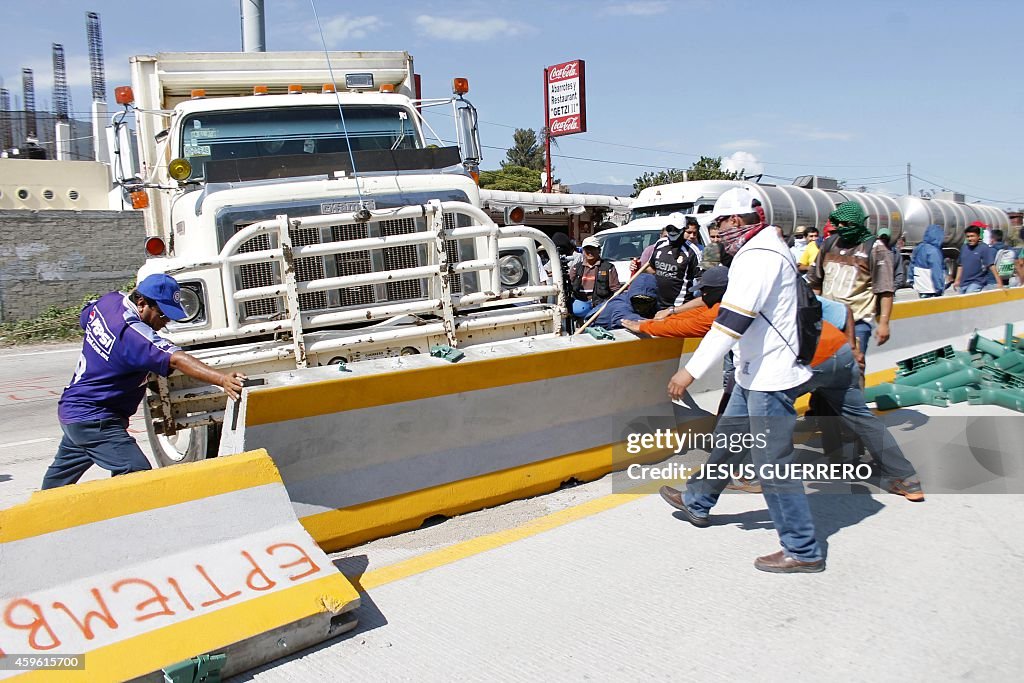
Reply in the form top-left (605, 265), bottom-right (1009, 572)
top-left (543, 59), bottom-right (586, 192)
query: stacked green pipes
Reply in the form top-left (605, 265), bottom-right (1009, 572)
top-left (864, 323), bottom-right (1024, 412)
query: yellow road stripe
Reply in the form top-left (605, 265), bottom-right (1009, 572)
top-left (12, 574), bottom-right (357, 682)
top-left (248, 337), bottom-right (694, 426)
top-left (1, 450), bottom-right (279, 543)
top-left (354, 490), bottom-right (646, 593)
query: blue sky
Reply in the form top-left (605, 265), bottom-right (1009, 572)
top-left (1, 0), bottom-right (1022, 207)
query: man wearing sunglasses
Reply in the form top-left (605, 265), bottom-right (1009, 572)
top-left (42, 273), bottom-right (246, 489)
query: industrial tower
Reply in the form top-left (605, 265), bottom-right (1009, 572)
top-left (52, 43), bottom-right (71, 121)
top-left (21, 68), bottom-right (36, 140)
top-left (86, 11), bottom-right (106, 102)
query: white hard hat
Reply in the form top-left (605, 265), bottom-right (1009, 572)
top-left (711, 188), bottom-right (757, 220)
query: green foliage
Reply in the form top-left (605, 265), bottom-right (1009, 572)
top-left (479, 165), bottom-right (543, 192)
top-left (632, 169), bottom-right (688, 197)
top-left (632, 156), bottom-right (742, 197)
top-left (503, 128), bottom-right (546, 171)
top-left (687, 155), bottom-right (743, 181)
top-left (0, 281), bottom-right (136, 347)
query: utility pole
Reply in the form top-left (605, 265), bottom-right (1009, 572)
top-left (907, 162), bottom-right (911, 196)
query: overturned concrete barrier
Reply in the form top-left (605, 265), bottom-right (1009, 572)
top-left (0, 450), bottom-right (359, 681)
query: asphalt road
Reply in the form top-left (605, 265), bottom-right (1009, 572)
top-left (0, 342), bottom-right (155, 507)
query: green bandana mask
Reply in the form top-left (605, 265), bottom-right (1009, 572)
top-left (829, 202), bottom-right (872, 244)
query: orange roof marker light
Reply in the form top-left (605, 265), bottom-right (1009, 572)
top-left (253, 85), bottom-right (269, 95)
top-left (288, 84), bottom-right (303, 94)
top-left (130, 190), bottom-right (149, 210)
top-left (322, 83), bottom-right (337, 94)
top-left (145, 236), bottom-right (165, 256)
top-left (114, 86), bottom-right (134, 105)
top-left (190, 89), bottom-right (206, 99)
top-left (379, 83), bottom-right (395, 93)
top-left (453, 78), bottom-right (469, 95)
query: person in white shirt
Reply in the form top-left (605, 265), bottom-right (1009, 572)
top-left (657, 188), bottom-right (825, 574)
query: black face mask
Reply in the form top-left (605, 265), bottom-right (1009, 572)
top-left (701, 287), bottom-right (726, 308)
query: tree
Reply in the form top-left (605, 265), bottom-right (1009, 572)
top-left (632, 169), bottom-right (688, 197)
top-left (686, 156), bottom-right (743, 181)
top-left (631, 156), bottom-right (743, 197)
top-left (479, 165), bottom-right (542, 192)
top-left (503, 128), bottom-right (545, 171)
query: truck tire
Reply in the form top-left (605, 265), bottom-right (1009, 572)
top-left (144, 401), bottom-right (222, 467)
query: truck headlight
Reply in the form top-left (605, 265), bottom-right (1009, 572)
top-left (498, 254), bottom-right (527, 287)
top-left (174, 282), bottom-right (206, 324)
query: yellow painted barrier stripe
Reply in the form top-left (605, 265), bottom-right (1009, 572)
top-left (1, 450), bottom-right (280, 543)
top-left (13, 573), bottom-right (357, 682)
top-left (299, 425), bottom-right (706, 553)
top-left (248, 336), bottom-right (694, 426)
top-left (891, 286), bottom-right (1024, 320)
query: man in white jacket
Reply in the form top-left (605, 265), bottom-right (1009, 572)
top-left (658, 188), bottom-right (825, 574)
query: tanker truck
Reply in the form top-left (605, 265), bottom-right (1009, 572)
top-left (111, 51), bottom-right (563, 465)
top-left (628, 177), bottom-right (1010, 261)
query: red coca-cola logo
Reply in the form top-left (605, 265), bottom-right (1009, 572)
top-left (550, 116), bottom-right (580, 133)
top-left (549, 62), bottom-right (578, 81)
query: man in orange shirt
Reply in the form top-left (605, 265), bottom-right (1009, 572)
top-left (627, 268), bottom-right (924, 501)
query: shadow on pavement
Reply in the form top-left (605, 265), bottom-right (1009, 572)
top-left (674, 483), bottom-right (885, 560)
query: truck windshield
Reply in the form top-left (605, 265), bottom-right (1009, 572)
top-left (628, 202), bottom-right (694, 221)
top-left (180, 105), bottom-right (420, 178)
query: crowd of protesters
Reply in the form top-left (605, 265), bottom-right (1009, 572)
top-left (558, 196), bottom-right (1024, 573)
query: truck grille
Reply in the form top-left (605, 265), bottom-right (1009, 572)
top-left (232, 212), bottom-right (467, 325)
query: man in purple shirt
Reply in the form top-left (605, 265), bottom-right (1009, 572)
top-left (42, 274), bottom-right (246, 489)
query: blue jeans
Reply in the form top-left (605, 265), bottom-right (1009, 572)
top-left (853, 320), bottom-right (872, 357)
top-left (42, 418), bottom-right (152, 489)
top-left (684, 385), bottom-right (823, 563)
top-left (796, 344), bottom-right (917, 481)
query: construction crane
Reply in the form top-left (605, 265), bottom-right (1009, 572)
top-left (52, 43), bottom-right (71, 121)
top-left (21, 68), bottom-right (36, 140)
top-left (0, 87), bottom-right (11, 153)
top-left (86, 11), bottom-right (106, 102)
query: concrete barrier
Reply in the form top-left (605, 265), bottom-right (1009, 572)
top-left (0, 450), bottom-right (360, 681)
top-left (219, 288), bottom-right (1024, 553)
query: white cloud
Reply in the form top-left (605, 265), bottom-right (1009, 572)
top-left (318, 15), bottom-right (384, 47)
top-left (720, 138), bottom-right (766, 149)
top-left (414, 15), bottom-right (529, 42)
top-left (722, 151), bottom-right (763, 176)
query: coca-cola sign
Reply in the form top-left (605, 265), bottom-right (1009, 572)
top-left (545, 59), bottom-right (586, 138)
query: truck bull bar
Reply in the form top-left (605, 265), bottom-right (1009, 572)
top-left (154, 201), bottom-right (565, 433)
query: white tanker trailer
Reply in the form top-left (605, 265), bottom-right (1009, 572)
top-left (629, 178), bottom-right (1010, 258)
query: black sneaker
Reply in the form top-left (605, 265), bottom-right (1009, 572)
top-left (659, 486), bottom-right (711, 528)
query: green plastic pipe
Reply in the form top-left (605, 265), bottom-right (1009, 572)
top-left (917, 368), bottom-right (983, 392)
top-left (945, 386), bottom-right (972, 403)
top-left (966, 388), bottom-right (1024, 412)
top-left (871, 384), bottom-right (949, 410)
top-left (969, 332), bottom-right (1009, 358)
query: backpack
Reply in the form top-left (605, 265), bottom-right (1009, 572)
top-left (748, 248), bottom-right (822, 365)
top-left (995, 248), bottom-right (1017, 279)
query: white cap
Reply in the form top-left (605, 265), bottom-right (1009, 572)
top-left (581, 236), bottom-right (601, 249)
top-left (711, 188), bottom-right (757, 220)
top-left (665, 212), bottom-right (685, 229)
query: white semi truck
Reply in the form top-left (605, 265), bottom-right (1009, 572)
top-left (112, 51), bottom-right (563, 464)
top-left (628, 177), bottom-right (1010, 258)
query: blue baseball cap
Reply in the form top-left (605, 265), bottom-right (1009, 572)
top-left (137, 273), bottom-right (187, 321)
